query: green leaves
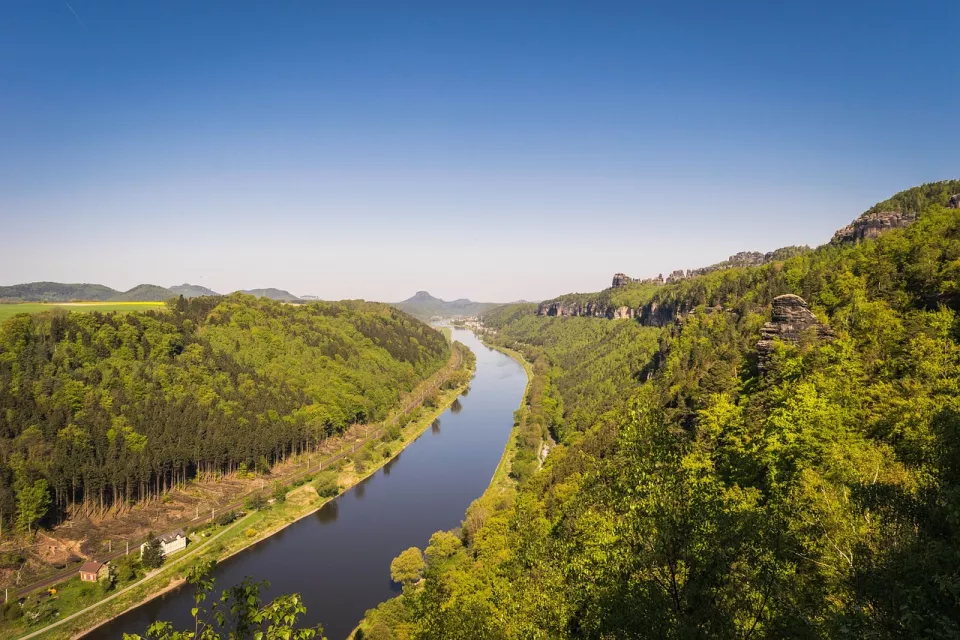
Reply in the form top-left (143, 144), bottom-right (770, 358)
top-left (127, 568), bottom-right (325, 640)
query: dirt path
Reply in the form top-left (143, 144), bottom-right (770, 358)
top-left (15, 516), bottom-right (248, 640)
top-left (12, 346), bottom-right (464, 599)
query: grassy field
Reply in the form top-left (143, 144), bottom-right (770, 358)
top-left (0, 302), bottom-right (166, 323)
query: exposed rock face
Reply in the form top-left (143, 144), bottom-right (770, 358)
top-left (611, 273), bottom-right (632, 288)
top-left (757, 294), bottom-right (834, 370)
top-left (666, 269), bottom-right (688, 284)
top-left (536, 300), bottom-right (636, 319)
top-left (832, 210), bottom-right (916, 244)
top-left (949, 194), bottom-right (960, 209)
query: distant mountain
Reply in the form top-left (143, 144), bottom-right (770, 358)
top-left (111, 284), bottom-right (175, 302)
top-left (0, 281), bottom-right (120, 302)
top-left (393, 291), bottom-right (499, 319)
top-left (238, 288), bottom-right (300, 302)
top-left (169, 283), bottom-right (220, 298)
top-left (0, 281), bottom-right (299, 303)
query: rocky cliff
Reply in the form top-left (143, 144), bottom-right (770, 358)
top-left (756, 294), bottom-right (834, 370)
top-left (537, 300), bottom-right (636, 319)
top-left (832, 210), bottom-right (916, 244)
top-left (950, 194), bottom-right (960, 209)
top-left (611, 273), bottom-right (632, 288)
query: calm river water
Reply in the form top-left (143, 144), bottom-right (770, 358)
top-left (85, 328), bottom-right (526, 639)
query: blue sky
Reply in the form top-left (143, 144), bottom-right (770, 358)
top-left (1, 1), bottom-right (958, 302)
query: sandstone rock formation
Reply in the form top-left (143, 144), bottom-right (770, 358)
top-left (949, 194), bottom-right (960, 209)
top-left (757, 294), bottom-right (834, 370)
top-left (832, 210), bottom-right (916, 244)
top-left (611, 273), bottom-right (632, 288)
top-left (666, 270), bottom-right (688, 284)
top-left (537, 300), bottom-right (636, 319)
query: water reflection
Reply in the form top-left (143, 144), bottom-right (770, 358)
top-left (431, 418), bottom-right (441, 434)
top-left (315, 499), bottom-right (339, 524)
top-left (354, 476), bottom-right (371, 499)
top-left (84, 328), bottom-right (527, 640)
top-left (460, 386), bottom-right (470, 397)
top-left (383, 452), bottom-right (400, 475)
top-left (450, 398), bottom-right (463, 414)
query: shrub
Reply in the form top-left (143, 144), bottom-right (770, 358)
top-left (113, 554), bottom-right (142, 584)
top-left (313, 470), bottom-right (340, 498)
top-left (141, 537), bottom-right (164, 570)
top-left (2, 601), bottom-right (23, 622)
top-left (390, 547), bottom-right (424, 585)
top-left (215, 510), bottom-right (238, 527)
top-left (245, 494), bottom-right (267, 511)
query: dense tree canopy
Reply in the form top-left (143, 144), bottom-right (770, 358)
top-left (0, 294), bottom-right (448, 531)
top-left (360, 195), bottom-right (960, 637)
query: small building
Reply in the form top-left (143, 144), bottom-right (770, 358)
top-left (141, 530), bottom-right (188, 557)
top-left (79, 561), bottom-right (108, 582)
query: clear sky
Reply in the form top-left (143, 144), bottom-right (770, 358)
top-left (2, 1), bottom-right (958, 302)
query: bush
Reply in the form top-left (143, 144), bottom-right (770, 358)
top-left (215, 510), bottom-right (238, 526)
top-left (245, 494), bottom-right (267, 511)
top-left (272, 483), bottom-right (288, 503)
top-left (390, 547), bottom-right (424, 585)
top-left (141, 537), bottom-right (164, 570)
top-left (113, 554), bottom-right (142, 584)
top-left (2, 601), bottom-right (23, 622)
top-left (314, 470), bottom-right (340, 498)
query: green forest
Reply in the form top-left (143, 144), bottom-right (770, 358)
top-left (358, 182), bottom-right (960, 638)
top-left (0, 295), bottom-right (449, 533)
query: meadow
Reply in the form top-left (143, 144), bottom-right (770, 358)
top-left (0, 301), bottom-right (166, 323)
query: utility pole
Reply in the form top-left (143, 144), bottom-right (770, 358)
top-left (196, 505), bottom-right (199, 520)
top-left (126, 540), bottom-right (130, 555)
top-left (108, 540), bottom-right (111, 553)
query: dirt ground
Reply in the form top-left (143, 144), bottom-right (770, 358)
top-left (0, 422), bottom-right (377, 590)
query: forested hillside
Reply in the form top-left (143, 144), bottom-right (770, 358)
top-left (359, 188), bottom-right (960, 638)
top-left (0, 295), bottom-right (448, 533)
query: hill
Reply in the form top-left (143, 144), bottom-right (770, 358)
top-left (360, 180), bottom-right (960, 638)
top-left (169, 283), bottom-right (219, 298)
top-left (110, 284), bottom-right (175, 301)
top-left (0, 294), bottom-right (449, 531)
top-left (237, 287), bottom-right (300, 301)
top-left (393, 291), bottom-right (499, 318)
top-left (0, 281), bottom-right (120, 302)
top-left (0, 282), bottom-right (302, 303)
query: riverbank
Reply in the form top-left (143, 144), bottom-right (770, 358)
top-left (350, 331), bottom-right (536, 639)
top-left (8, 345), bottom-right (476, 640)
top-left (476, 338), bottom-right (535, 491)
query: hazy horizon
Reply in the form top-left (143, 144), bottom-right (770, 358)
top-left (3, 1), bottom-right (958, 302)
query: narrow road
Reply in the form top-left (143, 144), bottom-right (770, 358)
top-left (13, 345), bottom-right (465, 600)
top-left (15, 515), bottom-right (249, 640)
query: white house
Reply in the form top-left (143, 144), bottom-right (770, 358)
top-left (141, 530), bottom-right (188, 557)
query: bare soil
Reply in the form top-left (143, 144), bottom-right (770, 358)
top-left (0, 422), bottom-right (381, 591)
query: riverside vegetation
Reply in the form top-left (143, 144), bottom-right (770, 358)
top-left (0, 329), bottom-right (475, 639)
top-left (8, 179), bottom-right (960, 638)
top-left (0, 294), bottom-right (452, 601)
top-left (351, 180), bottom-right (960, 639)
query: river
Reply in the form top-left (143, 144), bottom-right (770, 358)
top-left (84, 328), bottom-right (526, 639)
